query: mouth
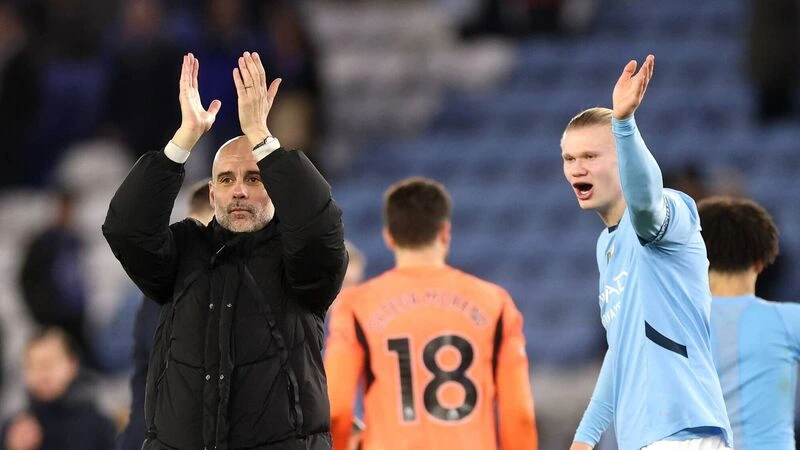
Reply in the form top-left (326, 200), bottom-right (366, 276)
top-left (229, 205), bottom-right (254, 215)
top-left (572, 182), bottom-right (594, 201)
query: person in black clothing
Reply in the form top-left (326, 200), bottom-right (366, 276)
top-left (102, 52), bottom-right (347, 450)
top-left (0, 328), bottom-right (116, 450)
top-left (116, 179), bottom-right (215, 450)
top-left (18, 188), bottom-right (93, 367)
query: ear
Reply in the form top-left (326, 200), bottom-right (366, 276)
top-left (753, 260), bottom-right (765, 275)
top-left (382, 228), bottom-right (396, 252)
top-left (439, 220), bottom-right (451, 246)
top-left (208, 180), bottom-right (215, 209)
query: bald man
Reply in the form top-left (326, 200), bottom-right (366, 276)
top-left (103, 52), bottom-right (347, 450)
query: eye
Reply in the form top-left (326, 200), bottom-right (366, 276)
top-left (247, 175), bottom-right (262, 184)
top-left (563, 155), bottom-right (575, 162)
top-left (585, 154), bottom-right (596, 160)
top-left (220, 177), bottom-right (233, 184)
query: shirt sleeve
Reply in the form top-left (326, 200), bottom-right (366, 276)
top-left (613, 116), bottom-right (667, 242)
top-left (496, 295), bottom-right (539, 450)
top-left (776, 302), bottom-right (800, 358)
top-left (574, 349), bottom-right (614, 447)
top-left (324, 292), bottom-right (365, 450)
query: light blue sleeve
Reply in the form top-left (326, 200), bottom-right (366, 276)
top-left (776, 302), bottom-right (800, 358)
top-left (574, 350), bottom-right (615, 446)
top-left (613, 116), bottom-right (667, 242)
top-left (614, 116), bottom-right (701, 249)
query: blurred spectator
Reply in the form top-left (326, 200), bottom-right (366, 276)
top-left (104, 0), bottom-right (183, 158)
top-left (115, 179), bottom-right (214, 450)
top-left (747, 0), bottom-right (800, 122)
top-left (0, 1), bottom-right (40, 188)
top-left (196, 0), bottom-right (261, 152)
top-left (664, 163), bottom-right (709, 202)
top-left (259, 1), bottom-right (325, 169)
top-left (0, 328), bottom-right (116, 450)
top-left (23, 0), bottom-right (108, 60)
top-left (459, 0), bottom-right (566, 38)
top-left (342, 240), bottom-right (366, 290)
top-left (17, 188), bottom-right (93, 368)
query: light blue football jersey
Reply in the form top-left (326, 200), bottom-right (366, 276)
top-left (711, 295), bottom-right (800, 450)
top-left (592, 190), bottom-right (732, 450)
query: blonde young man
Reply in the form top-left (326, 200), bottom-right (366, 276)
top-left (562, 56), bottom-right (732, 450)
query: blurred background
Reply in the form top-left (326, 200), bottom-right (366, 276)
top-left (0, 0), bottom-right (797, 448)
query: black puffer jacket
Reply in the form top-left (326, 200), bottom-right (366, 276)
top-left (103, 148), bottom-right (347, 450)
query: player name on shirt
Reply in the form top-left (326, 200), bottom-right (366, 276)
top-left (366, 290), bottom-right (490, 332)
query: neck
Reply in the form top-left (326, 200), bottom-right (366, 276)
top-left (709, 270), bottom-right (757, 297)
top-left (394, 244), bottom-right (446, 269)
top-left (598, 198), bottom-right (627, 228)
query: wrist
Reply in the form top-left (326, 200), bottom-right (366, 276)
top-left (172, 127), bottom-right (203, 151)
top-left (245, 128), bottom-right (271, 149)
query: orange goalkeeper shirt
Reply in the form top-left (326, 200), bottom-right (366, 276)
top-left (325, 265), bottom-right (537, 450)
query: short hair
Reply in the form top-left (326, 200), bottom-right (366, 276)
top-left (187, 178), bottom-right (213, 217)
top-left (383, 177), bottom-right (451, 248)
top-left (25, 327), bottom-right (78, 360)
top-left (698, 196), bottom-right (779, 273)
top-left (565, 107), bottom-right (613, 132)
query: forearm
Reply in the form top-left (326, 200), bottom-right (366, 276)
top-left (574, 352), bottom-right (614, 447)
top-left (103, 148), bottom-right (184, 241)
top-left (613, 116), bottom-right (666, 240)
top-left (102, 147), bottom-right (184, 301)
top-left (259, 148), bottom-right (334, 228)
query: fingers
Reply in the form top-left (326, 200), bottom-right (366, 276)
top-left (268, 78), bottom-right (282, 102)
top-left (238, 55), bottom-right (255, 89)
top-left (207, 99), bottom-right (222, 118)
top-left (617, 59), bottom-right (637, 85)
top-left (233, 67), bottom-right (245, 94)
top-left (253, 52), bottom-right (267, 87)
top-left (242, 52), bottom-right (261, 88)
top-left (180, 54), bottom-right (189, 91)
top-left (624, 59), bottom-right (637, 76)
top-left (192, 54), bottom-right (199, 90)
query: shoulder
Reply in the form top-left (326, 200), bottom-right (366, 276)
top-left (450, 267), bottom-right (514, 306)
top-left (663, 188), bottom-right (699, 218)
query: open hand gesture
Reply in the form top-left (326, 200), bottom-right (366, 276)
top-left (172, 53), bottom-right (222, 151)
top-left (612, 54), bottom-right (654, 120)
top-left (232, 51), bottom-right (281, 148)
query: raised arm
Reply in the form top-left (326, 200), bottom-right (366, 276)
top-left (233, 52), bottom-right (347, 312)
top-left (612, 55), bottom-right (667, 242)
top-left (102, 54), bottom-right (220, 303)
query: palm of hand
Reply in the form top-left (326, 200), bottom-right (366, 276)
top-left (612, 55), bottom-right (654, 120)
top-left (182, 89), bottom-right (216, 133)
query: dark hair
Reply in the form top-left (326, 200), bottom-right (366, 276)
top-left (383, 177), bottom-right (451, 248)
top-left (25, 327), bottom-right (78, 359)
top-left (698, 196), bottom-right (779, 272)
top-left (188, 178), bottom-right (212, 216)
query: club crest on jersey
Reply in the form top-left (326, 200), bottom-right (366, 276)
top-left (606, 244), bottom-right (615, 265)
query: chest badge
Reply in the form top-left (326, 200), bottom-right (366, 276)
top-left (606, 244), bottom-right (615, 265)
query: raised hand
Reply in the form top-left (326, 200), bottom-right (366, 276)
top-left (172, 53), bottom-right (222, 151)
top-left (232, 51), bottom-right (281, 148)
top-left (612, 54), bottom-right (654, 120)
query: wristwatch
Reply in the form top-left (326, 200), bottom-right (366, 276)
top-left (253, 136), bottom-right (278, 151)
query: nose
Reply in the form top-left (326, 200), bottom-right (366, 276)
top-left (570, 160), bottom-right (588, 178)
top-left (232, 180), bottom-right (249, 199)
